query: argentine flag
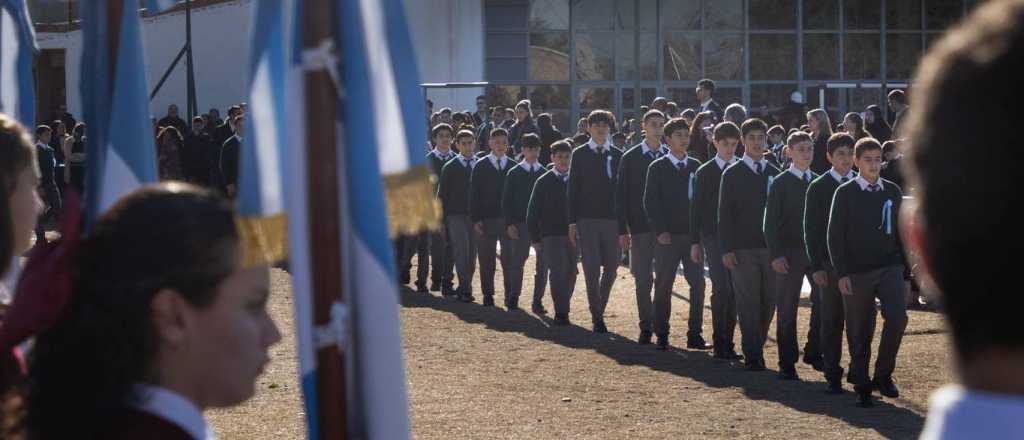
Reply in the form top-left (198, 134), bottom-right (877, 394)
top-left (80, 0), bottom-right (158, 222)
top-left (0, 0), bottom-right (37, 126)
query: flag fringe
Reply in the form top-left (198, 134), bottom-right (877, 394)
top-left (236, 213), bottom-right (289, 267)
top-left (383, 165), bottom-right (442, 237)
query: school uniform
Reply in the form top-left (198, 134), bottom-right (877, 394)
top-left (99, 384), bottom-right (212, 439)
top-left (764, 165), bottom-right (821, 373)
top-left (615, 141), bottom-right (668, 335)
top-left (804, 167), bottom-right (857, 384)
top-left (527, 168), bottom-right (577, 317)
top-left (501, 160), bottom-right (547, 309)
top-left (35, 141), bottom-right (62, 241)
top-left (438, 155), bottom-right (478, 297)
top-left (219, 135), bottom-right (241, 196)
top-left (470, 153), bottom-right (517, 304)
top-left (425, 149), bottom-right (456, 292)
top-left (568, 138), bottom-right (624, 327)
top-left (827, 176), bottom-right (908, 391)
top-left (718, 155), bottom-right (781, 365)
top-left (643, 152), bottom-right (706, 341)
top-left (691, 155), bottom-right (739, 356)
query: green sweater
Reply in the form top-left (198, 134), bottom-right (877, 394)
top-left (718, 160), bottom-right (782, 253)
top-left (502, 162), bottom-right (546, 226)
top-left (803, 171), bottom-right (851, 272)
top-left (763, 169), bottom-right (817, 259)
top-left (426, 150), bottom-right (455, 191)
top-left (827, 178), bottom-right (908, 278)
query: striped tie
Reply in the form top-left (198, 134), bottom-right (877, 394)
top-left (868, 183), bottom-right (880, 192)
top-left (755, 162), bottom-right (763, 175)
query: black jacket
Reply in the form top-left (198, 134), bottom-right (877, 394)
top-left (615, 142), bottom-right (666, 235)
top-left (567, 142), bottom-right (623, 223)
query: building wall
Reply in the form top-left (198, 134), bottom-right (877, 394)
top-left (406, 0), bottom-right (485, 112)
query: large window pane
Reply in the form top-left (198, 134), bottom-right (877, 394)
top-left (887, 0), bottom-right (922, 29)
top-left (705, 0), bottom-right (743, 30)
top-left (486, 59), bottom-right (528, 81)
top-left (574, 33), bottom-right (615, 80)
top-left (715, 87), bottom-right (743, 108)
top-left (486, 33), bottom-right (527, 57)
top-left (926, 0), bottom-right (963, 30)
top-left (529, 32), bottom-right (570, 80)
top-left (660, 0), bottom-right (700, 30)
top-left (804, 34), bottom-right (839, 80)
top-left (578, 87), bottom-right (615, 110)
top-left (622, 88), bottom-right (658, 111)
top-left (807, 86), bottom-right (840, 116)
top-left (705, 34), bottom-right (744, 81)
top-left (844, 34), bottom-right (881, 80)
top-left (845, 0), bottom-right (881, 29)
top-left (529, 0), bottom-right (569, 30)
top-left (751, 0), bottom-right (796, 29)
top-left (614, 0), bottom-right (658, 31)
top-left (804, 0), bottom-right (839, 29)
top-left (485, 0), bottom-right (528, 29)
top-left (750, 34), bottom-right (796, 80)
top-left (662, 32), bottom-right (702, 81)
top-left (886, 33), bottom-right (922, 80)
top-left (617, 33), bottom-right (657, 80)
top-left (750, 84), bottom-right (798, 111)
top-left (668, 87), bottom-right (697, 110)
top-left (486, 85), bottom-right (527, 108)
top-left (850, 88), bottom-right (884, 115)
top-left (529, 85), bottom-right (571, 109)
top-left (573, 0), bottom-right (614, 30)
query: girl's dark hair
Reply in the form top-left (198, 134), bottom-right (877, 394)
top-left (536, 113), bottom-right (553, 133)
top-left (72, 122), bottom-right (86, 137)
top-left (26, 183), bottom-right (240, 439)
top-left (157, 126), bottom-right (183, 145)
top-left (844, 112), bottom-right (869, 139)
top-left (0, 114), bottom-right (36, 277)
top-left (865, 104), bottom-right (893, 142)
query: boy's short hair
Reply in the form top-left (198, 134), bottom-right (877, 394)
top-left (713, 121), bottom-right (741, 141)
top-left (740, 118), bottom-right (768, 137)
top-left (521, 133), bottom-right (541, 149)
top-left (887, 89), bottom-right (907, 105)
top-left (697, 78), bottom-right (716, 92)
top-left (611, 132), bottom-right (626, 142)
top-left (881, 140), bottom-right (897, 155)
top-left (587, 109), bottom-right (615, 127)
top-left (192, 116), bottom-right (204, 124)
top-left (551, 139), bottom-right (573, 155)
top-left (35, 125), bottom-right (52, 137)
top-left (572, 133), bottom-right (590, 145)
top-left (431, 123), bottom-right (454, 139)
top-left (642, 109), bottom-right (666, 123)
top-left (490, 127), bottom-right (509, 139)
top-left (663, 117), bottom-right (691, 138)
top-left (853, 137), bottom-right (882, 158)
top-left (455, 129), bottom-right (476, 143)
top-left (440, 107), bottom-right (453, 114)
top-left (768, 124), bottom-right (786, 137)
top-left (680, 108), bottom-right (696, 120)
top-left (515, 99), bottom-right (531, 111)
top-left (786, 131), bottom-right (812, 146)
top-left (826, 132), bottom-right (856, 155)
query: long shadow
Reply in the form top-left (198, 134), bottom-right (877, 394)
top-left (401, 286), bottom-right (926, 439)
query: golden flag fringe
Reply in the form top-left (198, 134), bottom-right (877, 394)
top-left (236, 213), bottom-right (289, 267)
top-left (384, 165), bottom-right (443, 237)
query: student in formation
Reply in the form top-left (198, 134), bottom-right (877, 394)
top-left (527, 140), bottom-right (578, 326)
top-left (437, 129), bottom-right (480, 302)
top-left (425, 123), bottom-right (457, 296)
top-left (827, 137), bottom-right (908, 407)
top-left (567, 110), bottom-right (623, 333)
top-left (718, 118), bottom-right (781, 371)
top-left (763, 131), bottom-right (820, 380)
top-left (804, 132), bottom-right (857, 393)
top-left (642, 117), bottom-right (707, 350)
top-left (690, 121), bottom-right (742, 360)
top-left (615, 109), bottom-right (668, 344)
top-left (470, 128), bottom-right (516, 308)
top-left (24, 184), bottom-right (281, 439)
top-left (33, 125), bottom-right (61, 245)
top-left (502, 133), bottom-right (548, 313)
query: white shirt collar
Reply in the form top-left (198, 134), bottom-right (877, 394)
top-left (520, 160), bottom-right (541, 173)
top-left (741, 154), bottom-right (768, 173)
top-left (920, 385), bottom-right (1024, 440)
top-left (700, 98), bottom-right (713, 110)
top-left (640, 141), bottom-right (667, 156)
top-left (666, 152), bottom-right (689, 168)
top-left (133, 384), bottom-right (214, 440)
top-left (36, 141), bottom-right (48, 149)
top-left (553, 168), bottom-right (569, 180)
top-left (787, 165), bottom-right (813, 181)
top-left (486, 153), bottom-right (508, 170)
top-left (587, 138), bottom-right (614, 152)
top-left (431, 148), bottom-right (452, 160)
top-left (855, 175), bottom-right (884, 191)
top-left (829, 168), bottom-right (857, 183)
top-left (458, 154), bottom-right (476, 167)
top-left (714, 155), bottom-right (736, 171)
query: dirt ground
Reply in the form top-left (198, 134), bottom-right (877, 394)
top-left (208, 255), bottom-right (952, 439)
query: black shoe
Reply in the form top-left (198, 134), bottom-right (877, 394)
top-left (553, 313), bottom-right (570, 326)
top-left (803, 354), bottom-right (824, 372)
top-left (638, 330), bottom-right (653, 345)
top-left (507, 303), bottom-right (520, 312)
top-left (778, 366), bottom-right (799, 381)
top-left (415, 282), bottom-right (429, 293)
top-left (855, 385), bottom-right (875, 407)
top-left (655, 334), bottom-right (669, 350)
top-left (593, 320), bottom-right (608, 334)
top-left (745, 359), bottom-right (766, 371)
top-left (826, 379), bottom-right (843, 394)
top-left (714, 348), bottom-right (743, 360)
top-left (458, 292), bottom-right (475, 303)
top-left (482, 295), bottom-right (495, 307)
top-left (400, 274), bottom-right (411, 285)
top-left (686, 336), bottom-right (713, 350)
top-left (429, 282), bottom-right (441, 292)
top-left (442, 286), bottom-right (457, 298)
top-left (531, 303), bottom-right (548, 315)
top-left (873, 377), bottom-right (900, 398)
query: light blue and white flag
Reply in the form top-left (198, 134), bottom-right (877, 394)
top-left (80, 0), bottom-right (158, 223)
top-left (236, 0), bottom-right (287, 266)
top-left (0, 0), bottom-right (37, 126)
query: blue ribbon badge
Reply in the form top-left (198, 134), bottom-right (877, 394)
top-left (881, 199), bottom-right (894, 235)
top-left (767, 175), bottom-right (776, 193)
top-left (606, 155), bottom-right (613, 179)
top-left (688, 172), bottom-right (695, 201)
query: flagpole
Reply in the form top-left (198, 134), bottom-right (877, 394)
top-left (107, 1), bottom-right (122, 83)
top-left (303, 0), bottom-right (349, 438)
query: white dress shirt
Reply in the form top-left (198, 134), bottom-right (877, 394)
top-left (787, 165), bottom-right (814, 182)
top-left (829, 168), bottom-right (857, 184)
top-left (133, 384), bottom-right (214, 440)
top-left (666, 152), bottom-right (690, 170)
top-left (486, 153), bottom-right (508, 171)
top-left (855, 175), bottom-right (884, 192)
top-left (431, 148), bottom-right (453, 162)
top-left (714, 155), bottom-right (737, 171)
top-left (740, 154), bottom-right (769, 174)
top-left (519, 160), bottom-right (542, 173)
top-left (920, 385), bottom-right (1024, 440)
top-left (587, 138), bottom-right (614, 153)
top-left (640, 141), bottom-right (668, 158)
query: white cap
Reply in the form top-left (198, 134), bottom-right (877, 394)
top-left (790, 91), bottom-right (804, 104)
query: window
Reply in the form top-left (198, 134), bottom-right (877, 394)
top-left (616, 33), bottom-right (658, 80)
top-left (578, 87), bottom-right (615, 111)
top-left (844, 0), bottom-right (881, 29)
top-left (750, 0), bottom-right (797, 29)
top-left (622, 88), bottom-right (658, 112)
top-left (486, 85), bottom-right (527, 108)
top-left (485, 1), bottom-right (528, 81)
top-left (844, 34), bottom-right (881, 80)
top-left (750, 84), bottom-right (799, 110)
top-left (886, 33), bottom-right (922, 80)
top-left (573, 0), bottom-right (614, 30)
top-left (705, 0), bottom-right (744, 30)
top-left (887, 0), bottom-right (922, 29)
top-left (615, 0), bottom-right (658, 31)
top-left (529, 0), bottom-right (569, 30)
top-left (487, 33), bottom-right (527, 58)
top-left (660, 0), bottom-right (701, 30)
top-left (530, 32), bottom-right (570, 80)
top-left (486, 0), bottom-right (528, 29)
top-left (529, 85), bottom-right (571, 130)
top-left (803, 34), bottom-right (839, 80)
top-left (487, 59), bottom-right (528, 81)
top-left (704, 34), bottom-right (744, 81)
top-left (926, 0), bottom-right (963, 30)
top-left (662, 32), bottom-right (702, 81)
top-left (804, 0), bottom-right (839, 29)
top-left (749, 34), bottom-right (796, 80)
top-left (667, 87), bottom-right (697, 109)
top-left (849, 88), bottom-right (883, 115)
top-left (715, 87), bottom-right (744, 108)
top-left (574, 33), bottom-right (615, 80)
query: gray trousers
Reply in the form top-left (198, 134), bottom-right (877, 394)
top-left (630, 232), bottom-right (656, 332)
top-left (844, 265), bottom-right (908, 386)
top-left (820, 263), bottom-right (845, 383)
top-left (576, 218), bottom-right (620, 322)
top-left (543, 236), bottom-right (578, 315)
top-left (774, 248), bottom-right (814, 369)
top-left (652, 234), bottom-right (706, 337)
top-left (477, 217), bottom-right (515, 299)
top-left (702, 234), bottom-right (737, 351)
top-left (446, 215), bottom-right (477, 293)
top-left (509, 223), bottom-right (547, 307)
top-left (731, 248), bottom-right (777, 362)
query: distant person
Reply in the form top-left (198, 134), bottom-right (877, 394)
top-left (695, 79), bottom-right (724, 122)
top-left (469, 128), bottom-right (515, 308)
top-left (219, 115), bottom-right (244, 198)
top-left (477, 106), bottom-right (504, 155)
top-left (807, 108), bottom-right (834, 174)
top-left (215, 105), bottom-right (242, 147)
top-left (438, 130), bottom-right (480, 303)
top-left (887, 90), bottom-right (910, 139)
top-left (473, 95), bottom-right (489, 126)
top-left (33, 126), bottom-right (60, 245)
top-left (527, 140), bottom-right (577, 325)
top-left (501, 134), bottom-right (547, 313)
top-left (182, 116), bottom-right (215, 186)
top-left (156, 126), bottom-right (185, 181)
top-left (535, 113), bottom-right (563, 166)
top-left (157, 104), bottom-right (188, 135)
top-left (508, 100), bottom-right (538, 157)
top-left (843, 112), bottom-right (871, 141)
top-left (863, 105), bottom-right (892, 143)
top-left (880, 140), bottom-right (905, 189)
top-left (66, 123), bottom-right (88, 194)
top-left (724, 104), bottom-right (748, 157)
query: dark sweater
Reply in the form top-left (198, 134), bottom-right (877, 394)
top-left (763, 169), bottom-right (817, 259)
top-left (567, 143), bottom-right (623, 223)
top-left (827, 178), bottom-right (908, 278)
top-left (804, 171), bottom-right (852, 272)
top-left (690, 157), bottom-right (734, 241)
top-left (502, 162), bottom-right (545, 226)
top-left (718, 159), bottom-right (781, 253)
top-left (615, 142), bottom-right (665, 235)
top-left (437, 156), bottom-right (474, 217)
top-left (643, 155), bottom-right (702, 238)
top-left (469, 156), bottom-right (515, 222)
top-left (810, 134), bottom-right (830, 174)
top-left (426, 150), bottom-right (455, 191)
top-left (880, 156), bottom-right (905, 189)
top-left (527, 170), bottom-right (570, 240)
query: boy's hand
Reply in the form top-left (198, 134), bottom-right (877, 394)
top-left (771, 257), bottom-right (789, 274)
top-left (812, 270), bottom-right (828, 287)
top-left (839, 277), bottom-right (853, 296)
top-left (507, 225), bottom-right (519, 240)
top-left (722, 252), bottom-right (738, 270)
